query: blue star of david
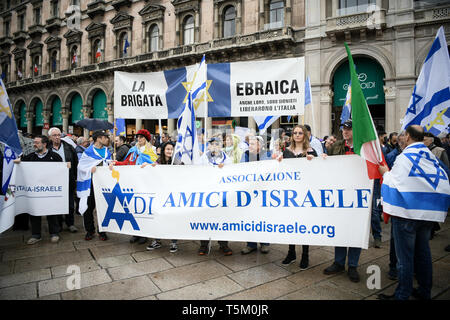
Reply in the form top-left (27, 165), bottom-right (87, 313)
top-left (101, 183), bottom-right (140, 231)
top-left (405, 150), bottom-right (448, 190)
top-left (4, 147), bottom-right (16, 164)
top-left (406, 86), bottom-right (423, 115)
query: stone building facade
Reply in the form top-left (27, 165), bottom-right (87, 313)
top-left (304, 0), bottom-right (450, 138)
top-left (0, 0), bottom-right (306, 138)
top-left (0, 0), bottom-right (449, 139)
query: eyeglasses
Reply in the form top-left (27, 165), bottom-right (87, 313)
top-left (293, 132), bottom-right (304, 135)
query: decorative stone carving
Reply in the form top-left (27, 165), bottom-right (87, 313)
top-left (85, 22), bottom-right (106, 39)
top-left (110, 11), bottom-right (134, 31)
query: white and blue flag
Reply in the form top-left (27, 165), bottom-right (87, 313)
top-left (173, 55), bottom-right (205, 165)
top-left (0, 79), bottom-right (22, 195)
top-left (173, 92), bottom-right (201, 165)
top-left (381, 142), bottom-right (450, 222)
top-left (76, 145), bottom-right (111, 214)
top-left (401, 26), bottom-right (450, 135)
top-left (253, 115), bottom-right (279, 134)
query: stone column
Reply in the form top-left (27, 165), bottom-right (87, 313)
top-left (248, 117), bottom-right (256, 132)
top-left (135, 119), bottom-right (142, 132)
top-left (42, 110), bottom-right (51, 136)
top-left (167, 118), bottom-right (175, 136)
top-left (319, 87), bottom-right (332, 139)
top-left (82, 105), bottom-right (91, 139)
top-left (205, 117), bottom-right (212, 137)
top-left (62, 110), bottom-right (69, 134)
top-left (106, 102), bottom-right (114, 125)
top-left (26, 112), bottom-right (33, 134)
top-left (332, 0), bottom-right (338, 17)
top-left (384, 85), bottom-right (397, 133)
top-left (213, 4), bottom-right (219, 38)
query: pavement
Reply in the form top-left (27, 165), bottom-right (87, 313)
top-left (0, 213), bottom-right (449, 300)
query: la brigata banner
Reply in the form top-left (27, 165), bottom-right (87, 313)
top-left (93, 156), bottom-right (373, 249)
top-left (114, 57), bottom-right (305, 119)
top-left (0, 162), bottom-right (69, 233)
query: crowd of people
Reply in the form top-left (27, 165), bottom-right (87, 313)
top-left (1, 120), bottom-right (449, 300)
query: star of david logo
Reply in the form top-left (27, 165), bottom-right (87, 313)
top-left (405, 150), bottom-right (448, 190)
top-left (182, 79), bottom-right (213, 110)
top-left (406, 86), bottom-right (423, 115)
top-left (101, 183), bottom-right (140, 231)
top-left (176, 125), bottom-right (195, 161)
top-left (4, 146), bottom-right (16, 164)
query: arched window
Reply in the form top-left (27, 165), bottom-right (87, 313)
top-left (70, 46), bottom-right (78, 68)
top-left (33, 56), bottom-right (40, 76)
top-left (1, 63), bottom-right (8, 83)
top-left (16, 59), bottom-right (23, 79)
top-left (183, 15), bottom-right (194, 45)
top-left (119, 32), bottom-right (129, 58)
top-left (223, 6), bottom-right (236, 38)
top-left (50, 51), bottom-right (58, 73)
top-left (149, 24), bottom-right (159, 52)
top-left (269, 0), bottom-right (284, 29)
top-left (93, 39), bottom-right (102, 63)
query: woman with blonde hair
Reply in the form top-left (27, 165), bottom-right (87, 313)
top-left (224, 134), bottom-right (243, 164)
top-left (281, 125), bottom-right (318, 269)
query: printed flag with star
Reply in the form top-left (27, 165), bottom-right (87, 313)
top-left (182, 55), bottom-right (210, 118)
top-left (344, 43), bottom-right (387, 180)
top-left (0, 78), bottom-right (22, 194)
top-left (401, 26), bottom-right (450, 135)
top-left (173, 91), bottom-right (201, 165)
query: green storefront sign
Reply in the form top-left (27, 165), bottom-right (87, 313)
top-left (35, 100), bottom-right (44, 127)
top-left (333, 57), bottom-right (385, 106)
top-left (52, 97), bottom-right (63, 126)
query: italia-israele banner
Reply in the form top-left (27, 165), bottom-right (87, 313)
top-left (114, 57), bottom-right (305, 119)
top-left (93, 155), bottom-right (373, 249)
top-left (0, 162), bottom-right (69, 233)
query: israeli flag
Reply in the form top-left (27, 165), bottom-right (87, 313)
top-left (401, 26), bottom-right (450, 135)
top-left (173, 92), bottom-right (201, 165)
top-left (253, 116), bottom-right (279, 134)
top-left (76, 145), bottom-right (111, 214)
top-left (0, 79), bottom-right (22, 194)
top-left (381, 142), bottom-right (450, 223)
top-left (340, 81), bottom-right (352, 125)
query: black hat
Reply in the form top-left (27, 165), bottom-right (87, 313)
top-left (342, 119), bottom-right (352, 129)
top-left (208, 137), bottom-right (221, 144)
top-left (92, 130), bottom-right (109, 141)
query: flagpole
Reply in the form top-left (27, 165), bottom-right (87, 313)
top-left (113, 118), bottom-right (117, 161)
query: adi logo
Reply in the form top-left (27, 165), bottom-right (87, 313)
top-left (101, 169), bottom-right (155, 231)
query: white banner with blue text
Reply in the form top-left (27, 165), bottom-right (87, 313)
top-left (93, 155), bottom-right (373, 249)
top-left (114, 57), bottom-right (305, 119)
top-left (0, 162), bottom-right (69, 233)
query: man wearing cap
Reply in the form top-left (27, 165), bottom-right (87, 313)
top-left (322, 119), bottom-right (362, 283)
top-left (197, 135), bottom-right (233, 255)
top-left (77, 130), bottom-right (111, 241)
top-left (110, 129), bottom-right (157, 244)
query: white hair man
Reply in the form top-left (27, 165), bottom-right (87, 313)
top-left (48, 127), bottom-right (78, 233)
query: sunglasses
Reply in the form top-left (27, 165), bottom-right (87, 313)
top-left (293, 131), bottom-right (304, 135)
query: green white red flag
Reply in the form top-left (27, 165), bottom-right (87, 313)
top-left (344, 43), bottom-right (387, 180)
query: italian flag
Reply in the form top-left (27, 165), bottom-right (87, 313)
top-left (344, 43), bottom-right (387, 180)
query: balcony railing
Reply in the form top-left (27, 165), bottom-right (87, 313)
top-left (326, 9), bottom-right (386, 33)
top-left (414, 4), bottom-right (450, 21)
top-left (5, 27), bottom-right (296, 90)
